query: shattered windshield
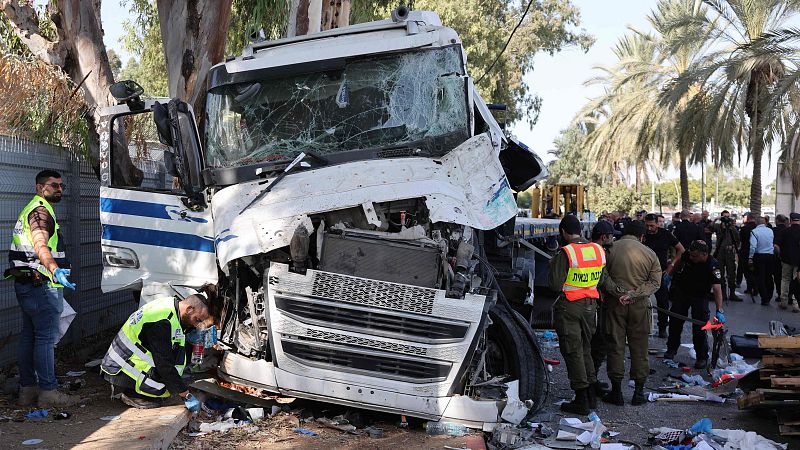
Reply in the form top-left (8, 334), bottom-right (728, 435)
top-left (205, 46), bottom-right (468, 168)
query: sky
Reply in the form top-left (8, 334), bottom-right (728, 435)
top-left (99, 0), bottom-right (776, 187)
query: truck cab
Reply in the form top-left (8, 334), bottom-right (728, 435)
top-left (98, 9), bottom-right (548, 428)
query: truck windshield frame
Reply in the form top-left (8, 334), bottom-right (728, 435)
top-left (204, 45), bottom-right (469, 173)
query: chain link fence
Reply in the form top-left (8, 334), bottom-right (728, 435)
top-left (0, 135), bottom-right (135, 367)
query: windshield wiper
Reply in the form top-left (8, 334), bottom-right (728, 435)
top-left (240, 152), bottom-right (308, 214)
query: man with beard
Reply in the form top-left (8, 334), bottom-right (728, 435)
top-left (643, 214), bottom-right (684, 338)
top-left (4, 170), bottom-right (78, 407)
top-left (101, 287), bottom-right (215, 410)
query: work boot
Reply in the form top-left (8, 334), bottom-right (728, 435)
top-left (560, 388), bottom-right (590, 415)
top-left (694, 357), bottom-right (709, 370)
top-left (593, 380), bottom-right (610, 396)
top-left (729, 288), bottom-right (742, 302)
top-left (602, 381), bottom-right (624, 406)
top-left (119, 393), bottom-right (163, 409)
top-left (38, 389), bottom-right (80, 407)
top-left (630, 380), bottom-right (646, 405)
top-left (16, 386), bottom-right (39, 407)
top-left (587, 383), bottom-right (598, 409)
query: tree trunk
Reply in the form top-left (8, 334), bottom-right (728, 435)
top-left (679, 154), bottom-right (690, 210)
top-left (747, 79), bottom-right (764, 216)
top-left (2, 0), bottom-right (115, 174)
top-left (288, 0), bottom-right (349, 37)
top-left (634, 162), bottom-right (642, 194)
top-left (156, 0), bottom-right (233, 123)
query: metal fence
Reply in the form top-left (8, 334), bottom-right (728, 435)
top-left (0, 135), bottom-right (135, 367)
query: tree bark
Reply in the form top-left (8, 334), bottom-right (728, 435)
top-left (679, 154), bottom-right (690, 210)
top-left (2, 0), bottom-right (116, 174)
top-left (156, 0), bottom-right (233, 122)
top-left (747, 79), bottom-right (763, 216)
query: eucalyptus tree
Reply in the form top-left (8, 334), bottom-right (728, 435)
top-left (662, 0), bottom-right (800, 214)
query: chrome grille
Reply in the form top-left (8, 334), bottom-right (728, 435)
top-left (275, 295), bottom-right (468, 343)
top-left (310, 271), bottom-right (436, 315)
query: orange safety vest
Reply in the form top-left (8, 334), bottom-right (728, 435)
top-left (561, 242), bottom-right (606, 301)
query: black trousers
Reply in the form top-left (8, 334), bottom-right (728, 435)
top-left (591, 300), bottom-right (607, 373)
top-left (753, 253), bottom-right (775, 304)
top-left (737, 252), bottom-right (757, 292)
top-left (654, 280), bottom-right (670, 330)
top-left (666, 290), bottom-right (710, 360)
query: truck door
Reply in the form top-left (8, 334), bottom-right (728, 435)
top-left (98, 96), bottom-right (217, 293)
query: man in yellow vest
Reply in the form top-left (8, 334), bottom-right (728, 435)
top-left (4, 170), bottom-right (78, 407)
top-left (100, 290), bottom-right (212, 410)
top-left (549, 215), bottom-right (608, 414)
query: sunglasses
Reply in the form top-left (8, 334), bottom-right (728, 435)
top-left (44, 182), bottom-right (66, 190)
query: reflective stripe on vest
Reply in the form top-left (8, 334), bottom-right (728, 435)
top-left (562, 242), bottom-right (606, 301)
top-left (100, 297), bottom-right (186, 398)
top-left (6, 195), bottom-right (69, 287)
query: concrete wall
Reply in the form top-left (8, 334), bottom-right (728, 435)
top-left (0, 136), bottom-right (135, 367)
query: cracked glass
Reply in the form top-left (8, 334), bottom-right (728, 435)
top-left (205, 46), bottom-right (468, 168)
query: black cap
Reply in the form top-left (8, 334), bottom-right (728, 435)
top-left (559, 214), bottom-right (582, 236)
top-left (791, 212), bottom-right (800, 221)
top-left (592, 220), bottom-right (616, 237)
top-left (624, 220), bottom-right (646, 237)
top-left (689, 239), bottom-right (709, 253)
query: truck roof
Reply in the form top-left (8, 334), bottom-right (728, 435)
top-left (208, 10), bottom-right (461, 91)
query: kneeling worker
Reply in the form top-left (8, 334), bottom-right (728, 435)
top-left (100, 288), bottom-right (214, 410)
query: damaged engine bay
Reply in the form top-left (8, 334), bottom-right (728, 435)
top-left (215, 197), bottom-right (549, 420)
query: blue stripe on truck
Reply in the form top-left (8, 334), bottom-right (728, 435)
top-left (102, 224), bottom-right (215, 253)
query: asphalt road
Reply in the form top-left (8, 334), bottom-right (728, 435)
top-left (532, 285), bottom-right (800, 448)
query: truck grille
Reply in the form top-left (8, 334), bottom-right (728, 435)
top-left (281, 337), bottom-right (451, 383)
top-left (310, 271), bottom-right (436, 315)
top-left (275, 294), bottom-right (469, 343)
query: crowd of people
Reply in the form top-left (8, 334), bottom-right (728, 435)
top-left (549, 208), bottom-right (800, 414)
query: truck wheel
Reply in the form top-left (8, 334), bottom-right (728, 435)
top-left (485, 303), bottom-right (542, 403)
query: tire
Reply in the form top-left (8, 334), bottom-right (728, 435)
top-left (485, 303), bottom-right (544, 404)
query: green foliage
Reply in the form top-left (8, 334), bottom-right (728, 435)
top-left (226, 0), bottom-right (290, 56)
top-left (589, 183), bottom-right (645, 215)
top-left (516, 190), bottom-right (532, 208)
top-left (356, 0), bottom-right (593, 128)
top-left (119, 0), bottom-right (167, 96)
top-left (107, 49), bottom-right (123, 79)
top-left (547, 126), bottom-right (609, 186)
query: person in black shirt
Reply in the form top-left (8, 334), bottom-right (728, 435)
top-left (643, 214), bottom-right (685, 338)
top-left (674, 210), bottom-right (704, 250)
top-left (664, 241), bottom-right (726, 369)
top-left (700, 210), bottom-right (713, 250)
top-left (737, 213), bottom-right (758, 298)
top-left (777, 213), bottom-right (800, 311)
top-left (773, 215), bottom-right (789, 299)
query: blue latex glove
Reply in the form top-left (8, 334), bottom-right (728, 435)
top-left (184, 393), bottom-right (200, 412)
top-left (715, 311), bottom-right (726, 324)
top-left (662, 273), bottom-right (672, 290)
top-left (665, 446), bottom-right (692, 450)
top-left (689, 417), bottom-right (712, 433)
top-left (53, 268), bottom-right (76, 290)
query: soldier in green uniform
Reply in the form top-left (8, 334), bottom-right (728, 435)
top-left (602, 221), bottom-right (661, 406)
top-left (549, 215), bottom-right (608, 414)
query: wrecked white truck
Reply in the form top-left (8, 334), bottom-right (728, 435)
top-left (98, 9), bottom-right (549, 428)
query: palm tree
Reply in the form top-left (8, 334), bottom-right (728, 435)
top-left (577, 0), bottom-right (717, 209)
top-left (662, 0), bottom-right (800, 214)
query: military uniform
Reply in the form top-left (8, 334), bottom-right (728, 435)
top-left (602, 236), bottom-right (661, 384)
top-left (549, 238), bottom-right (606, 392)
top-left (713, 221), bottom-right (739, 298)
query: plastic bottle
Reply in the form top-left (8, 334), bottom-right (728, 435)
top-left (191, 342), bottom-right (204, 365)
top-left (587, 412), bottom-right (600, 422)
top-left (425, 421), bottom-right (468, 437)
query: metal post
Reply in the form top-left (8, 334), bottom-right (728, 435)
top-left (68, 154), bottom-right (83, 342)
top-left (701, 163), bottom-right (705, 212)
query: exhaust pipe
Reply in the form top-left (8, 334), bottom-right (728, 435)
top-left (391, 4), bottom-right (410, 22)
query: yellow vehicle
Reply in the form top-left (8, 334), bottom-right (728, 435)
top-left (528, 183), bottom-right (588, 218)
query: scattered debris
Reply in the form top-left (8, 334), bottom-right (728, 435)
top-left (25, 409), bottom-right (48, 419)
top-left (21, 439), bottom-right (43, 446)
top-left (293, 427), bottom-right (317, 436)
top-left (54, 412), bottom-right (71, 420)
top-left (100, 415), bottom-right (121, 421)
top-left (65, 370), bottom-right (86, 377)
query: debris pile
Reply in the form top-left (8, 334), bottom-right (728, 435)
top-left (649, 418), bottom-right (787, 450)
top-left (737, 333), bottom-right (800, 437)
